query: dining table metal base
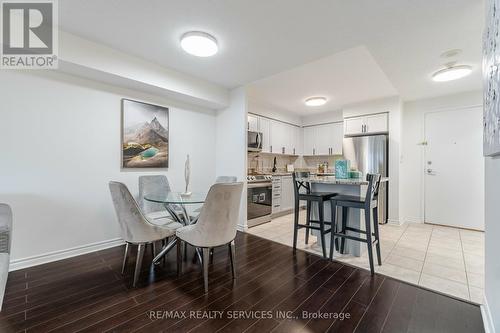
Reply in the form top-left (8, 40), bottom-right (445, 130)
top-left (152, 238), bottom-right (177, 264)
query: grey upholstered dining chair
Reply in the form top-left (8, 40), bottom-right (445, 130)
top-left (138, 175), bottom-right (171, 220)
top-left (176, 182), bottom-right (244, 293)
top-left (109, 181), bottom-right (182, 287)
top-left (190, 176), bottom-right (238, 222)
top-left (0, 204), bottom-right (12, 311)
top-left (215, 176), bottom-right (237, 183)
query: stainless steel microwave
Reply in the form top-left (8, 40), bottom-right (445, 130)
top-left (248, 131), bottom-right (263, 152)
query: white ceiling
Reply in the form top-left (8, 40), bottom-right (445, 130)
top-left (247, 46), bottom-right (398, 115)
top-left (59, 0), bottom-right (484, 111)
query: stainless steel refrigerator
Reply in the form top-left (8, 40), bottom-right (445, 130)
top-left (343, 134), bottom-right (388, 224)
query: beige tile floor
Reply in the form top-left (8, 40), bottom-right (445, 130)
top-left (246, 212), bottom-right (485, 304)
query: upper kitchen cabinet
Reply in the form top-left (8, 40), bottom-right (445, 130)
top-left (344, 113), bottom-right (388, 136)
top-left (302, 122), bottom-right (343, 156)
top-left (259, 117), bottom-right (271, 153)
top-left (303, 126), bottom-right (316, 155)
top-left (247, 114), bottom-right (259, 132)
top-left (293, 126), bottom-right (302, 156)
top-left (270, 120), bottom-right (298, 155)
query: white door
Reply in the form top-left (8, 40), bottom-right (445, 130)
top-left (424, 107), bottom-right (484, 230)
top-left (364, 113), bottom-right (388, 134)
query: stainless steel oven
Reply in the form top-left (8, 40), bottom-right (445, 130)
top-left (247, 131), bottom-right (263, 152)
top-left (247, 175), bottom-right (272, 227)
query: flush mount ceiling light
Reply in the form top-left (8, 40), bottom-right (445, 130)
top-left (180, 31), bottom-right (218, 57)
top-left (305, 96), bottom-right (327, 107)
top-left (432, 64), bottom-right (472, 82)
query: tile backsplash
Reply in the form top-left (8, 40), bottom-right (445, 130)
top-left (247, 152), bottom-right (343, 174)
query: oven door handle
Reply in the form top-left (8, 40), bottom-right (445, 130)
top-left (247, 183), bottom-right (272, 189)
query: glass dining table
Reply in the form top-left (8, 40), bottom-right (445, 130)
top-left (144, 191), bottom-right (207, 264)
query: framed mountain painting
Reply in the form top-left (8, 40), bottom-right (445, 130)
top-left (121, 99), bottom-right (169, 168)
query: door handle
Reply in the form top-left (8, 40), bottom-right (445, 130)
top-left (426, 168), bottom-right (436, 175)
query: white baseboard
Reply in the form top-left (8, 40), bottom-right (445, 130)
top-left (481, 296), bottom-right (496, 333)
top-left (387, 218), bottom-right (402, 226)
top-left (404, 216), bottom-right (425, 224)
top-left (237, 224), bottom-right (248, 232)
top-left (9, 238), bottom-right (124, 271)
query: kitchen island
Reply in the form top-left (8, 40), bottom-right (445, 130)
top-left (297, 176), bottom-right (388, 257)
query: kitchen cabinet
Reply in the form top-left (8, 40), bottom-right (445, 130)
top-left (293, 126), bottom-right (302, 155)
top-left (344, 113), bottom-right (388, 136)
top-left (271, 175), bottom-right (294, 215)
top-left (259, 117), bottom-right (271, 153)
top-left (302, 122), bottom-right (343, 156)
top-left (247, 114), bottom-right (259, 132)
top-left (270, 120), bottom-right (299, 155)
top-left (303, 126), bottom-right (316, 155)
top-left (272, 176), bottom-right (282, 214)
top-left (280, 175), bottom-right (294, 211)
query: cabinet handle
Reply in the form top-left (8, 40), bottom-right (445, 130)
top-left (293, 148), bottom-right (295, 155)
top-left (282, 147), bottom-right (285, 154)
top-left (270, 145), bottom-right (272, 152)
top-left (313, 148), bottom-right (315, 155)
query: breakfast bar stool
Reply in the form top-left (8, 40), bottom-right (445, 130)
top-left (292, 172), bottom-right (337, 258)
top-left (329, 174), bottom-right (382, 275)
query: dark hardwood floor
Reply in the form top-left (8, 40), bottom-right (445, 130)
top-left (0, 232), bottom-right (484, 332)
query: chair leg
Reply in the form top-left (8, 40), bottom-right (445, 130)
top-left (202, 248), bottom-right (210, 293)
top-left (229, 241), bottom-right (236, 279)
top-left (373, 207), bottom-right (382, 265)
top-left (121, 243), bottom-right (129, 274)
top-left (365, 209), bottom-right (375, 275)
top-left (293, 199), bottom-right (300, 253)
top-left (133, 244), bottom-right (145, 287)
top-left (329, 202), bottom-right (336, 260)
top-left (318, 200), bottom-right (327, 259)
top-left (151, 242), bottom-right (156, 258)
top-left (340, 207), bottom-right (348, 254)
top-left (305, 201), bottom-right (311, 244)
top-left (177, 239), bottom-right (182, 277)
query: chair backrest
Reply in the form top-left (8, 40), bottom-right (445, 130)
top-left (365, 174), bottom-right (382, 204)
top-left (109, 181), bottom-right (165, 243)
top-left (188, 182), bottom-right (244, 247)
top-left (215, 176), bottom-right (237, 183)
top-left (0, 204), bottom-right (12, 254)
top-left (138, 175), bottom-right (171, 214)
top-left (292, 171), bottom-right (311, 199)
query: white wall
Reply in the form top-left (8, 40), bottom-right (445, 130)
top-left (0, 70), bottom-right (217, 265)
top-left (215, 87), bottom-right (248, 229)
top-left (485, 156), bottom-right (500, 332)
top-left (400, 91), bottom-right (483, 223)
top-left (343, 96), bottom-right (402, 224)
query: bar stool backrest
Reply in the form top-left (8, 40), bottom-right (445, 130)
top-left (365, 173), bottom-right (382, 206)
top-left (292, 171), bottom-right (311, 199)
